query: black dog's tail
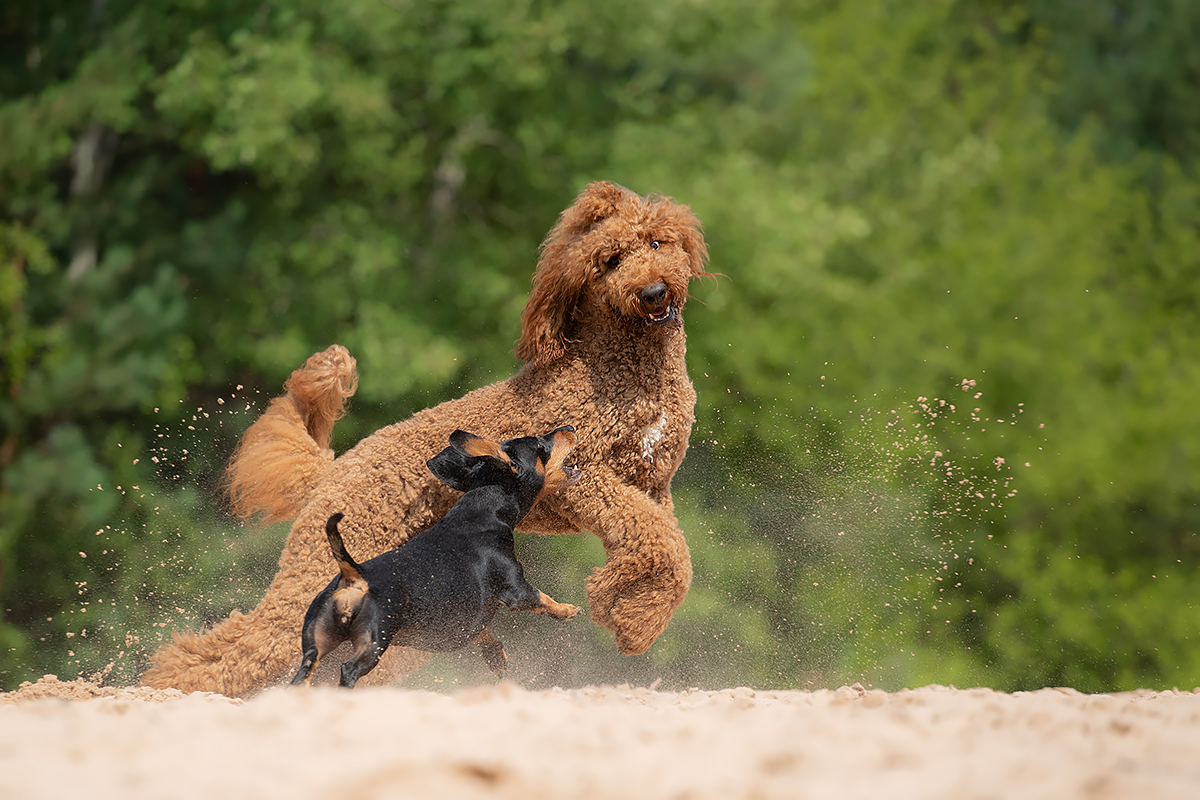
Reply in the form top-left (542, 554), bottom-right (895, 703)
top-left (325, 512), bottom-right (366, 587)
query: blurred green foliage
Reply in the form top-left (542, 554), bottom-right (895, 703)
top-left (2, 0), bottom-right (1197, 692)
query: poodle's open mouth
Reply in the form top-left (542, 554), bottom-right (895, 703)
top-left (645, 304), bottom-right (677, 326)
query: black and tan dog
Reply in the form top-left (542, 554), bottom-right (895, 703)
top-left (290, 426), bottom-right (583, 688)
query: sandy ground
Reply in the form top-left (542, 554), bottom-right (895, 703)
top-left (2, 676), bottom-right (1199, 799)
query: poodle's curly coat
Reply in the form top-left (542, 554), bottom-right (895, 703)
top-left (142, 181), bottom-right (712, 697)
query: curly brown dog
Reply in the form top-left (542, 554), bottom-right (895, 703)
top-left (142, 180), bottom-right (712, 697)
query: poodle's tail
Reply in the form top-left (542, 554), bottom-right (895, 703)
top-left (140, 603), bottom-right (302, 697)
top-left (225, 345), bottom-right (359, 523)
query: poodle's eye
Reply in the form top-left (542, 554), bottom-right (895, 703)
top-left (605, 254), bottom-right (621, 269)
top-left (650, 241), bottom-right (661, 250)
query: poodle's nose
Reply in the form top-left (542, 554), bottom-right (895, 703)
top-left (640, 282), bottom-right (668, 307)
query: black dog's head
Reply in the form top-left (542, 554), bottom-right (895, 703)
top-left (427, 426), bottom-right (581, 516)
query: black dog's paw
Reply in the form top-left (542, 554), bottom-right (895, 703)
top-left (474, 629), bottom-right (507, 678)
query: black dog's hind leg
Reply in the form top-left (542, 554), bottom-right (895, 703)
top-left (291, 598), bottom-right (335, 686)
top-left (290, 644), bottom-right (321, 686)
top-left (339, 636), bottom-right (387, 689)
top-left (474, 628), bottom-right (507, 678)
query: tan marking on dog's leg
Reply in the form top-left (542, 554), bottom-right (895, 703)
top-left (297, 655), bottom-right (320, 686)
top-left (531, 590), bottom-right (582, 620)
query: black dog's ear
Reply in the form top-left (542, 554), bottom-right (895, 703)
top-left (448, 430), bottom-right (510, 463)
top-left (427, 445), bottom-right (478, 492)
top-left (427, 431), bottom-right (512, 490)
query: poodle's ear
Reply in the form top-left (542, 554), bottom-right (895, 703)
top-left (677, 210), bottom-right (711, 279)
top-left (652, 195), bottom-right (705, 280)
top-left (427, 431), bottom-right (511, 491)
top-left (558, 181), bottom-right (628, 231)
top-left (515, 182), bottom-right (632, 367)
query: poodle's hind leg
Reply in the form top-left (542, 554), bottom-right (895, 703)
top-left (141, 602), bottom-right (301, 697)
top-left (141, 545), bottom-right (333, 697)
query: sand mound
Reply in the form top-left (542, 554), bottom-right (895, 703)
top-left (3, 677), bottom-right (1199, 799)
top-left (0, 674), bottom-right (235, 705)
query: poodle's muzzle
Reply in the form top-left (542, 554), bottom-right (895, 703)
top-left (640, 282), bottom-right (679, 326)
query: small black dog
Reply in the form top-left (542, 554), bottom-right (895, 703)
top-left (290, 426), bottom-right (583, 688)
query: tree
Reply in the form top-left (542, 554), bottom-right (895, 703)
top-left (2, 0), bottom-right (1198, 693)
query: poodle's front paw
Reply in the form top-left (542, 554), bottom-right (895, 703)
top-left (584, 562), bottom-right (622, 632)
top-left (609, 590), bottom-right (674, 656)
top-left (585, 557), bottom-right (689, 655)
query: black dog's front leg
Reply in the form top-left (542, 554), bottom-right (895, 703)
top-left (495, 561), bottom-right (582, 619)
top-left (527, 589), bottom-right (583, 619)
top-left (473, 628), bottom-right (507, 677)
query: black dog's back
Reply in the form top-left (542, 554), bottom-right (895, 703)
top-left (361, 528), bottom-right (493, 653)
top-left (290, 427), bottom-right (582, 688)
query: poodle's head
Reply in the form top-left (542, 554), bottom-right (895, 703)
top-left (515, 181), bottom-right (711, 367)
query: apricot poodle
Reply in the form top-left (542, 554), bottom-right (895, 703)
top-left (142, 181), bottom-right (712, 697)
